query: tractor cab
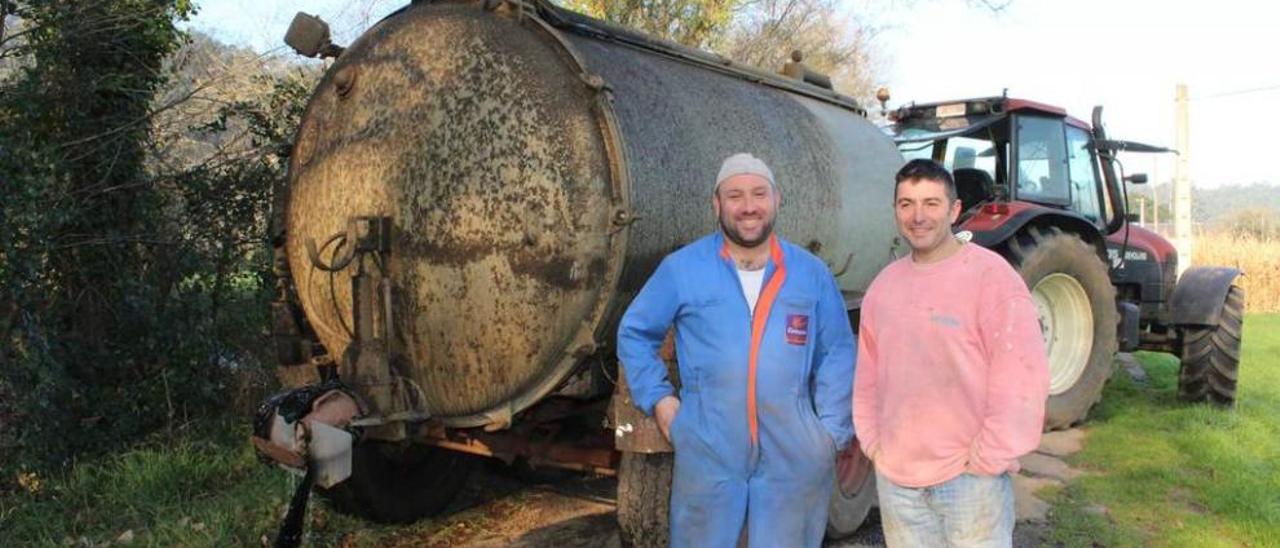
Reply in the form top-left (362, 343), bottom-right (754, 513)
top-left (886, 96), bottom-right (1186, 328)
top-left (888, 97), bottom-right (1118, 231)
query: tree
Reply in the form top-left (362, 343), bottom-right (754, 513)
top-left (558, 0), bottom-right (745, 49)
top-left (558, 0), bottom-right (882, 100)
top-left (722, 0), bottom-right (881, 99)
top-left (0, 0), bottom-right (307, 476)
top-left (0, 0), bottom-right (197, 470)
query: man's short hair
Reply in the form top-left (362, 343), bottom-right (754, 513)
top-left (895, 159), bottom-right (957, 203)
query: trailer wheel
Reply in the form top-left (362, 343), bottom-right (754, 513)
top-left (616, 451), bottom-right (672, 548)
top-left (1178, 285), bottom-right (1245, 406)
top-left (826, 440), bottom-right (877, 539)
top-left (1009, 227), bottom-right (1118, 430)
top-left (317, 442), bottom-right (474, 524)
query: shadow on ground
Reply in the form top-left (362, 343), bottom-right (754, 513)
top-left (370, 464), bottom-right (1049, 547)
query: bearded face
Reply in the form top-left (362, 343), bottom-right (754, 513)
top-left (714, 174), bottom-right (778, 249)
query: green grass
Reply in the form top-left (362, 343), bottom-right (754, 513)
top-left (0, 421), bottom-right (515, 546)
top-left (0, 422), bottom-right (297, 546)
top-left (1048, 314), bottom-right (1280, 547)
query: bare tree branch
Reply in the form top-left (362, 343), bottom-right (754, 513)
top-left (720, 0), bottom-right (883, 100)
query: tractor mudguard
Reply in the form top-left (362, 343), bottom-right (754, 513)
top-left (1169, 266), bottom-right (1242, 327)
top-left (963, 203), bottom-right (1105, 258)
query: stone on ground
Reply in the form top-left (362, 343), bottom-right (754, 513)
top-left (1019, 452), bottom-right (1082, 482)
top-left (1116, 352), bottom-right (1150, 386)
top-left (1037, 428), bottom-right (1085, 457)
top-left (1013, 474), bottom-right (1061, 523)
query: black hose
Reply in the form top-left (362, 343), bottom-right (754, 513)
top-left (274, 466), bottom-right (315, 548)
top-left (305, 232), bottom-right (353, 272)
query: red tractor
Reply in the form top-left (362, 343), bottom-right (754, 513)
top-left (886, 95), bottom-right (1246, 428)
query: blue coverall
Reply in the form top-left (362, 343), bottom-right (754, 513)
top-left (618, 232), bottom-right (857, 547)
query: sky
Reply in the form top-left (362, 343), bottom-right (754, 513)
top-left (187, 0), bottom-right (1280, 188)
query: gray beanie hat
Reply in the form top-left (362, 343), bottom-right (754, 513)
top-left (715, 153), bottom-right (775, 191)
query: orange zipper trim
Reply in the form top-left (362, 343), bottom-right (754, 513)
top-left (748, 236), bottom-right (786, 445)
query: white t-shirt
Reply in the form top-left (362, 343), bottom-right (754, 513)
top-left (737, 268), bottom-right (766, 314)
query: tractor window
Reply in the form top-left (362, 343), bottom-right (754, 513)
top-left (1066, 126), bottom-right (1103, 224)
top-left (1015, 116), bottom-right (1069, 204)
top-left (943, 137), bottom-right (997, 181)
top-left (897, 136), bottom-right (1001, 183)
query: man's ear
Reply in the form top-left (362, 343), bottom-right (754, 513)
top-left (712, 190), bottom-right (722, 216)
top-left (948, 198), bottom-right (962, 224)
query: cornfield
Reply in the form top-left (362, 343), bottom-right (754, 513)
top-left (1193, 233), bottom-right (1280, 313)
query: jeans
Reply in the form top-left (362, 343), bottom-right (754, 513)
top-left (876, 471), bottom-right (1015, 548)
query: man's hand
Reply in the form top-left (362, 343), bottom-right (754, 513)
top-left (863, 443), bottom-right (881, 463)
top-left (654, 395), bottom-right (681, 442)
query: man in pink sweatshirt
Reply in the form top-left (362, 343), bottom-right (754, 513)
top-left (854, 159), bottom-right (1049, 547)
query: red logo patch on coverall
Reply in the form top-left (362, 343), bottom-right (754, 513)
top-left (785, 314), bottom-right (809, 345)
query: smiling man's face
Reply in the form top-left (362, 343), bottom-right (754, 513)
top-left (714, 174), bottom-right (778, 249)
top-left (895, 176), bottom-right (961, 258)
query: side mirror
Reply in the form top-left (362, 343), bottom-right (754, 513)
top-left (1125, 212), bottom-right (1141, 223)
top-left (1124, 173), bottom-right (1149, 184)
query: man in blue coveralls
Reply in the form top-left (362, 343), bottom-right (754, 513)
top-left (617, 153), bottom-right (857, 547)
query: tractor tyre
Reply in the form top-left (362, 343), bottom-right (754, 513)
top-left (1177, 285), bottom-right (1245, 406)
top-left (616, 451), bottom-right (673, 548)
top-left (825, 440), bottom-right (877, 539)
top-left (1009, 227), bottom-right (1118, 431)
top-left (316, 442), bottom-right (474, 524)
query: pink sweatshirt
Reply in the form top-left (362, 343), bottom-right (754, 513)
top-left (854, 244), bottom-right (1049, 488)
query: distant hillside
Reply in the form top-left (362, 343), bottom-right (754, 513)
top-left (1127, 181), bottom-right (1280, 229)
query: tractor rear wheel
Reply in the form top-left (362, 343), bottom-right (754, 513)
top-left (1009, 227), bottom-right (1118, 430)
top-left (1178, 285), bottom-right (1245, 406)
top-left (616, 451), bottom-right (673, 547)
top-left (316, 441), bottom-right (474, 524)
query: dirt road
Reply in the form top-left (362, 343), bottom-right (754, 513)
top-left (341, 463), bottom-right (1046, 547)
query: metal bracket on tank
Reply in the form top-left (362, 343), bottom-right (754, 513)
top-left (579, 72), bottom-right (608, 92)
top-left (479, 404), bottom-right (515, 432)
top-left (610, 208), bottom-right (640, 234)
top-left (484, 0), bottom-right (531, 20)
top-left (303, 217), bottom-right (423, 439)
top-left (829, 252), bottom-right (854, 278)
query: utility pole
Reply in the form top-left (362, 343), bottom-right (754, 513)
top-left (1173, 83), bottom-right (1193, 274)
top-left (1151, 156), bottom-right (1160, 233)
top-left (1152, 178), bottom-right (1160, 234)
top-left (1137, 195), bottom-right (1146, 226)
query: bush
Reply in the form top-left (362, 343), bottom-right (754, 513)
top-left (0, 1), bottom-right (310, 485)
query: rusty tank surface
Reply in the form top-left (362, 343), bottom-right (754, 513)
top-left (281, 0), bottom-right (903, 429)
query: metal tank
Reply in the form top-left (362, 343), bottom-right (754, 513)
top-left (282, 0), bottom-right (903, 430)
